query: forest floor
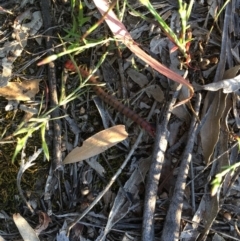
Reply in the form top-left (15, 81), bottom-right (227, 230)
top-left (0, 0), bottom-right (240, 240)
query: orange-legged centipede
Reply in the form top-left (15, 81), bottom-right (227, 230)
top-left (65, 60), bottom-right (155, 136)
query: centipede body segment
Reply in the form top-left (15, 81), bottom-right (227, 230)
top-left (65, 60), bottom-right (155, 136)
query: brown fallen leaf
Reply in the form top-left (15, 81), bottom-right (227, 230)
top-left (145, 85), bottom-right (164, 103)
top-left (200, 66), bottom-right (238, 165)
top-left (63, 125), bottom-right (128, 164)
top-left (127, 68), bottom-right (148, 87)
top-left (0, 79), bottom-right (40, 101)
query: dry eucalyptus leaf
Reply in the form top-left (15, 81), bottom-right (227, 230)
top-left (200, 91), bottom-right (226, 165)
top-left (202, 65), bottom-right (217, 78)
top-left (168, 40), bottom-right (185, 76)
top-left (0, 58), bottom-right (13, 87)
top-left (195, 66), bottom-right (240, 94)
top-left (168, 121), bottom-right (182, 146)
top-left (13, 213), bottom-right (40, 241)
top-left (180, 196), bottom-right (207, 239)
top-left (207, 0), bottom-right (218, 18)
top-left (0, 79), bottom-right (40, 101)
top-left (22, 11), bottom-right (43, 36)
top-left (195, 74), bottom-right (240, 93)
top-left (129, 23), bottom-right (149, 39)
top-left (223, 65), bottom-right (240, 79)
top-left (85, 156), bottom-right (105, 177)
top-left (199, 66), bottom-right (234, 165)
top-left (127, 68), bottom-right (148, 87)
top-left (63, 125), bottom-right (128, 164)
top-left (149, 35), bottom-right (167, 54)
top-left (139, 102), bottom-right (150, 109)
top-left (56, 221), bottom-right (69, 241)
top-left (145, 84), bottom-right (164, 103)
top-left (171, 105), bottom-right (191, 123)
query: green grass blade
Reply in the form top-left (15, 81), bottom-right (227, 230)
top-left (41, 124), bottom-right (49, 161)
top-left (12, 134), bottom-right (31, 162)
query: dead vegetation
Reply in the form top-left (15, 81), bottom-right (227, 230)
top-left (0, 0), bottom-right (240, 240)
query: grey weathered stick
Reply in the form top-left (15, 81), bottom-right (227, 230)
top-left (41, 0), bottom-right (62, 171)
top-left (161, 93), bottom-right (201, 241)
top-left (40, 0), bottom-right (63, 215)
top-left (142, 84), bottom-right (182, 241)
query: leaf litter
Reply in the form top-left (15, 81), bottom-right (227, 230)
top-left (1, 1), bottom-right (240, 241)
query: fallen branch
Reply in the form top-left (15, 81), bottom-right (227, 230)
top-left (142, 84), bottom-right (182, 240)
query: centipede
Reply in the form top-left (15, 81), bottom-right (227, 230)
top-left (65, 60), bottom-right (156, 136)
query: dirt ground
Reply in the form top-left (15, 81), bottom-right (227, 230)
top-left (0, 0), bottom-right (240, 240)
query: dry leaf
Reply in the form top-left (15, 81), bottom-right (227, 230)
top-left (223, 65), bottom-right (240, 79)
top-left (129, 23), bottom-right (149, 39)
top-left (200, 91), bottom-right (226, 165)
top-left (145, 84), bottom-right (164, 103)
top-left (194, 74), bottom-right (240, 93)
top-left (85, 156), bottom-right (105, 176)
top-left (168, 121), bottom-right (182, 146)
top-left (22, 11), bottom-right (43, 36)
top-left (200, 66), bottom-right (239, 165)
top-left (207, 0), bottom-right (218, 18)
top-left (127, 68), bottom-right (148, 87)
top-left (63, 125), bottom-right (128, 164)
top-left (35, 211), bottom-right (52, 235)
top-left (0, 79), bottom-right (40, 101)
top-left (194, 66), bottom-right (240, 94)
top-left (13, 213), bottom-right (40, 241)
top-left (180, 196), bottom-right (206, 240)
top-left (171, 105), bottom-right (191, 123)
top-left (56, 221), bottom-right (69, 241)
top-left (0, 10), bottom-right (42, 87)
top-left (150, 35), bottom-right (166, 54)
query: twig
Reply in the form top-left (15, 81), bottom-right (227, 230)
top-left (41, 0), bottom-right (62, 171)
top-left (40, 0), bottom-right (63, 215)
top-left (181, 217), bottom-right (240, 241)
top-left (141, 84), bottom-right (182, 241)
top-left (161, 93), bottom-right (201, 241)
top-left (68, 130), bottom-right (144, 235)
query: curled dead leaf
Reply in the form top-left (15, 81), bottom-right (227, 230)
top-left (35, 211), bottom-right (52, 235)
